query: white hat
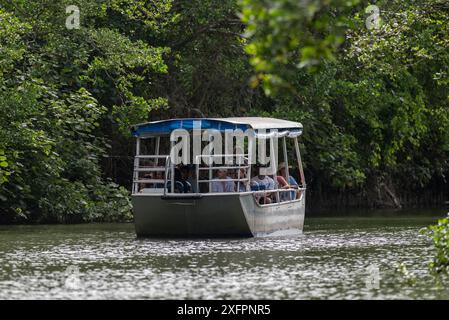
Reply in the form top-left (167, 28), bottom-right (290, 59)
top-left (278, 162), bottom-right (292, 171)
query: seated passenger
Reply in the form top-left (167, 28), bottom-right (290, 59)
top-left (173, 165), bottom-right (191, 193)
top-left (185, 165), bottom-right (197, 193)
top-left (234, 167), bottom-right (248, 192)
top-left (273, 171), bottom-right (292, 201)
top-left (278, 162), bottom-right (299, 200)
top-left (139, 173), bottom-right (153, 191)
top-left (276, 174), bottom-right (289, 188)
top-left (211, 168), bottom-right (235, 193)
top-left (152, 171), bottom-right (165, 188)
top-left (250, 166), bottom-right (275, 204)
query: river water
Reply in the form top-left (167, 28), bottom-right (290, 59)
top-left (0, 209), bottom-right (448, 300)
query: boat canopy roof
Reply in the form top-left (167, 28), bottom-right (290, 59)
top-left (131, 117), bottom-right (303, 138)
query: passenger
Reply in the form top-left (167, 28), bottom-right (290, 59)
top-left (250, 165), bottom-right (275, 204)
top-left (276, 174), bottom-right (289, 188)
top-left (235, 167), bottom-right (248, 192)
top-left (179, 165), bottom-right (192, 193)
top-left (278, 162), bottom-right (299, 200)
top-left (152, 171), bottom-right (165, 188)
top-left (211, 168), bottom-right (235, 193)
top-left (139, 173), bottom-right (153, 191)
top-left (170, 165), bottom-right (191, 193)
top-left (198, 164), bottom-right (209, 193)
top-left (271, 170), bottom-right (289, 201)
top-left (186, 164), bottom-right (197, 193)
top-left (174, 166), bottom-right (182, 182)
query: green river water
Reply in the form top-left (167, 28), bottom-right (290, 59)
top-left (0, 209), bottom-right (448, 299)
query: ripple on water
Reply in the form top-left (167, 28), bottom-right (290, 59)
top-left (0, 218), bottom-right (448, 299)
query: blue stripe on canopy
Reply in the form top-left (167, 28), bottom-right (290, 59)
top-left (131, 119), bottom-right (250, 137)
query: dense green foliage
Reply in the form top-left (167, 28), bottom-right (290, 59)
top-left (0, 0), bottom-right (448, 223)
top-left (0, 0), bottom-right (172, 222)
top-left (241, 0), bottom-right (449, 207)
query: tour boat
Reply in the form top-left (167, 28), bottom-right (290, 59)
top-left (131, 117), bottom-right (306, 237)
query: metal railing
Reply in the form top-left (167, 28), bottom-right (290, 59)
top-left (163, 156), bottom-right (171, 196)
top-left (252, 187), bottom-right (306, 205)
top-left (132, 155), bottom-right (170, 194)
top-left (194, 154), bottom-right (249, 193)
top-left (133, 153), bottom-right (306, 205)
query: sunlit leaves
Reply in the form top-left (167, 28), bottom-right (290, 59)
top-left (0, 150), bottom-right (9, 185)
top-left (0, 1), bottom-right (165, 222)
top-left (239, 0), bottom-right (359, 94)
top-left (0, 10), bottom-right (31, 76)
top-left (241, 0), bottom-right (449, 194)
top-left (423, 217), bottom-right (449, 274)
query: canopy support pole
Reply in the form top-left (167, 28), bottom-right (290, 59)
top-left (294, 137), bottom-right (305, 186)
top-left (270, 136), bottom-right (280, 203)
top-left (155, 137), bottom-right (160, 164)
top-left (247, 135), bottom-right (254, 191)
top-left (282, 137), bottom-right (290, 182)
top-left (170, 140), bottom-right (175, 193)
top-left (209, 154), bottom-right (212, 192)
top-left (133, 138), bottom-right (141, 194)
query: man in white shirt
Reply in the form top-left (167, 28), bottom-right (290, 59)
top-left (211, 168), bottom-right (235, 193)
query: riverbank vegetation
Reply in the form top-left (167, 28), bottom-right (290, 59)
top-left (423, 217), bottom-right (449, 273)
top-left (0, 0), bottom-right (448, 223)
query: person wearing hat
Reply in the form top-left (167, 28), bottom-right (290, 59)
top-left (278, 162), bottom-right (299, 200)
top-left (250, 164), bottom-right (276, 204)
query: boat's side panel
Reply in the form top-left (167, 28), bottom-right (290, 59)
top-left (239, 193), bottom-right (305, 237)
top-left (132, 194), bottom-right (252, 237)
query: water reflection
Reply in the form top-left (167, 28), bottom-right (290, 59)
top-left (0, 214), bottom-right (448, 299)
